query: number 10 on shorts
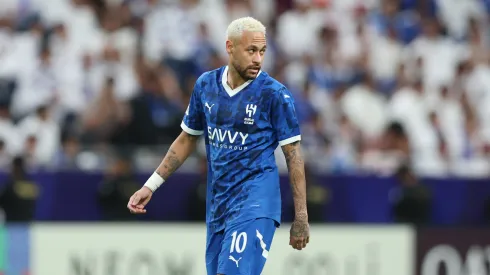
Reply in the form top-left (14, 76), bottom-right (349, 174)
top-left (230, 231), bottom-right (247, 253)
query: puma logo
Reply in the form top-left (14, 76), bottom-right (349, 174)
top-left (228, 255), bottom-right (242, 267)
top-left (205, 102), bottom-right (214, 113)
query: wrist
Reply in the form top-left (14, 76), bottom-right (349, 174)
top-left (294, 211), bottom-right (308, 221)
top-left (142, 186), bottom-right (154, 193)
top-left (143, 172), bottom-right (165, 192)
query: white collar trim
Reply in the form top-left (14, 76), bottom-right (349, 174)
top-left (221, 66), bottom-right (262, 97)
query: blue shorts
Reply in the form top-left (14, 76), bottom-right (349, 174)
top-left (205, 218), bottom-right (277, 275)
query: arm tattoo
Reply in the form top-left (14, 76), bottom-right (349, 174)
top-left (282, 141), bottom-right (309, 239)
top-left (156, 132), bottom-right (199, 180)
top-left (157, 149), bottom-right (182, 179)
top-left (282, 141), bottom-right (308, 220)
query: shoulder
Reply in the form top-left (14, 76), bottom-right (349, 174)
top-left (259, 73), bottom-right (295, 103)
top-left (259, 72), bottom-right (286, 91)
top-left (192, 69), bottom-right (221, 98)
top-left (259, 72), bottom-right (287, 95)
top-left (196, 67), bottom-right (224, 87)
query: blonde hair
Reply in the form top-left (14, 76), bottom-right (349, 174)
top-left (226, 17), bottom-right (266, 40)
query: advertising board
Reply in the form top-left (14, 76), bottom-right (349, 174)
top-left (31, 224), bottom-right (207, 275)
top-left (264, 225), bottom-right (414, 275)
top-left (417, 228), bottom-right (490, 275)
top-left (31, 224), bottom-right (413, 275)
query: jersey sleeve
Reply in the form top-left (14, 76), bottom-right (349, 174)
top-left (181, 79), bottom-right (204, 135)
top-left (270, 87), bottom-right (301, 146)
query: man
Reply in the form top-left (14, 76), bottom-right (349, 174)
top-left (392, 164), bottom-right (432, 225)
top-left (127, 17), bottom-right (310, 275)
top-left (0, 156), bottom-right (38, 222)
top-left (98, 152), bottom-right (140, 221)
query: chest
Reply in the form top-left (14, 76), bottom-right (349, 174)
top-left (200, 88), bottom-right (269, 131)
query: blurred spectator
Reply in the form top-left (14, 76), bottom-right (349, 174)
top-left (143, 0), bottom-right (202, 93)
top-left (390, 164), bottom-right (432, 225)
top-left (368, 26), bottom-right (403, 94)
top-left (0, 141), bottom-right (10, 171)
top-left (406, 18), bottom-right (467, 94)
top-left (97, 152), bottom-right (140, 221)
top-left (361, 121), bottom-right (409, 175)
top-left (81, 77), bottom-right (131, 144)
top-left (0, 157), bottom-right (39, 222)
top-left (304, 165), bottom-right (329, 223)
top-left (433, 85), bottom-right (465, 161)
top-left (0, 0), bottom-right (487, 178)
top-left (367, 0), bottom-right (421, 44)
top-left (17, 105), bottom-right (60, 168)
top-left (11, 45), bottom-right (56, 119)
top-left (435, 0), bottom-right (486, 40)
top-left (341, 73), bottom-right (388, 140)
top-left (53, 133), bottom-right (81, 170)
top-left (188, 155), bottom-right (207, 221)
top-left (277, 0), bottom-right (324, 60)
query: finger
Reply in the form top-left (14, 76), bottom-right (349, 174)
top-left (290, 237), bottom-right (300, 248)
top-left (127, 204), bottom-right (138, 212)
top-left (130, 208), bottom-right (147, 214)
top-left (127, 203), bottom-right (146, 214)
top-left (306, 236), bottom-right (310, 244)
top-left (130, 194), bottom-right (140, 206)
top-left (127, 205), bottom-right (136, 213)
top-left (296, 240), bottom-right (303, 250)
top-left (294, 239), bottom-right (302, 249)
top-left (302, 238), bottom-right (307, 248)
top-left (127, 199), bottom-right (135, 211)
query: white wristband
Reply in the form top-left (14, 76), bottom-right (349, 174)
top-left (143, 172), bottom-right (165, 192)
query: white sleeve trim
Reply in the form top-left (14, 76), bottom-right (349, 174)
top-left (181, 121), bottom-right (204, 135)
top-left (279, 135), bottom-right (301, 146)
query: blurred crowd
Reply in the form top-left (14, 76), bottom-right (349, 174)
top-left (0, 0), bottom-right (490, 177)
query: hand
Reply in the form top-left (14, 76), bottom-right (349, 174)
top-left (289, 218), bottom-right (310, 250)
top-left (127, 187), bottom-right (153, 214)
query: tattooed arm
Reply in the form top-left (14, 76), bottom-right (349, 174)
top-left (127, 131), bottom-right (200, 214)
top-left (282, 141), bottom-right (310, 250)
top-left (154, 131), bottom-right (200, 181)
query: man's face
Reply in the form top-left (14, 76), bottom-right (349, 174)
top-left (227, 31), bottom-right (266, 80)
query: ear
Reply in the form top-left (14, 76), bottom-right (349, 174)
top-left (226, 40), bottom-right (234, 55)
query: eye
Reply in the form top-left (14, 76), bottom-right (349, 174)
top-left (248, 49), bottom-right (255, 54)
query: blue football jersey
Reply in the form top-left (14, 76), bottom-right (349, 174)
top-left (181, 66), bottom-right (301, 232)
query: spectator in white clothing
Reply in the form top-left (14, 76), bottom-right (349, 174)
top-left (341, 73), bottom-right (388, 141)
top-left (17, 105), bottom-right (60, 168)
top-left (0, 103), bottom-right (21, 158)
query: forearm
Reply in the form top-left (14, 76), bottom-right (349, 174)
top-left (155, 131), bottom-right (200, 180)
top-left (282, 141), bottom-right (308, 221)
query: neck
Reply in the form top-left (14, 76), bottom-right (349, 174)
top-left (227, 64), bottom-right (247, 89)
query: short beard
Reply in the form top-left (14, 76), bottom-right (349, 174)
top-left (232, 61), bottom-right (255, 81)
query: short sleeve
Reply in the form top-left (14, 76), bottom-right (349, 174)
top-left (270, 88), bottom-right (301, 146)
top-left (181, 80), bottom-right (204, 135)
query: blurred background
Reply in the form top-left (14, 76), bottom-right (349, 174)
top-left (0, 0), bottom-right (490, 274)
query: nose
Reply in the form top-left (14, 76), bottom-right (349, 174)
top-left (252, 52), bottom-right (262, 65)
